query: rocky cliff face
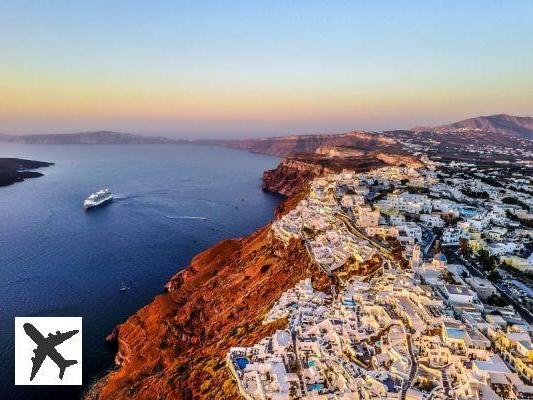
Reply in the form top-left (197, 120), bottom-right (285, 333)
top-left (202, 131), bottom-right (398, 157)
top-left (87, 154), bottom-right (334, 400)
top-left (262, 152), bottom-right (422, 199)
top-left (262, 158), bottom-right (330, 197)
top-left (88, 219), bottom-right (332, 400)
top-left (88, 150), bottom-right (421, 400)
top-left (314, 145), bottom-right (365, 158)
top-left (373, 152), bottom-right (424, 168)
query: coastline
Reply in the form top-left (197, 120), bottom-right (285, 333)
top-left (86, 151), bottom-right (417, 399)
top-left (0, 158), bottom-right (54, 187)
top-left (85, 157), bottom-right (328, 400)
top-left (0, 144), bottom-right (282, 400)
top-left (88, 229), bottom-right (332, 399)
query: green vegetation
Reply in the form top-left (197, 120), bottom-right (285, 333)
top-left (441, 270), bottom-right (458, 284)
top-left (459, 238), bottom-right (471, 257)
top-left (487, 270), bottom-right (502, 282)
top-left (506, 210), bottom-right (533, 228)
top-left (501, 196), bottom-right (530, 211)
top-left (486, 293), bottom-right (507, 307)
top-left (508, 185), bottom-right (533, 196)
top-left (414, 378), bottom-right (436, 392)
top-left (479, 176), bottom-right (503, 187)
top-left (461, 188), bottom-right (489, 199)
top-left (477, 249), bottom-right (497, 272)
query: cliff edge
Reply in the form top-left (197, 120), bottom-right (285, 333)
top-left (86, 164), bottom-right (332, 400)
top-left (87, 151), bottom-right (419, 400)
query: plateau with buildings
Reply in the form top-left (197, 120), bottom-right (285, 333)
top-left (229, 160), bottom-right (533, 400)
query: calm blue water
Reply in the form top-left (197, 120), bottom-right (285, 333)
top-left (0, 143), bottom-right (281, 400)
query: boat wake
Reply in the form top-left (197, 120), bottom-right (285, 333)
top-left (115, 190), bottom-right (170, 201)
top-left (166, 216), bottom-right (208, 221)
top-left (113, 195), bottom-right (139, 201)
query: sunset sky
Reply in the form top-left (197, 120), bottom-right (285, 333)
top-left (1, 1), bottom-right (532, 138)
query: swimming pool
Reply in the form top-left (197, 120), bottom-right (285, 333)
top-left (446, 327), bottom-right (466, 340)
top-left (460, 207), bottom-right (478, 217)
top-left (235, 357), bottom-right (250, 370)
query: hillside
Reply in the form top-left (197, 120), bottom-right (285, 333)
top-left (198, 131), bottom-right (398, 157)
top-left (431, 114), bottom-right (533, 139)
top-left (87, 218), bottom-right (333, 400)
top-left (84, 149), bottom-right (423, 400)
top-left (202, 114), bottom-right (532, 157)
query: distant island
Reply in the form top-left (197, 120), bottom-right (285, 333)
top-left (0, 131), bottom-right (186, 145)
top-left (0, 158), bottom-right (54, 187)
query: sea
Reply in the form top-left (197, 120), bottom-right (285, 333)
top-left (0, 143), bottom-right (282, 400)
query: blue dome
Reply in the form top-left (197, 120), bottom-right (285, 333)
top-left (433, 253), bottom-right (447, 262)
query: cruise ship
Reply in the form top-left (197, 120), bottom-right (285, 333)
top-left (84, 188), bottom-right (113, 210)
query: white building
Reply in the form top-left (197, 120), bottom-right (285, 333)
top-left (397, 222), bottom-right (422, 242)
top-left (442, 227), bottom-right (465, 246)
top-left (358, 206), bottom-right (380, 228)
top-left (420, 213), bottom-right (444, 228)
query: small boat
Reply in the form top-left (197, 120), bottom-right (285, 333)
top-left (120, 282), bottom-right (129, 292)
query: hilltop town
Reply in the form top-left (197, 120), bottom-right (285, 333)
top-left (229, 158), bottom-right (533, 399)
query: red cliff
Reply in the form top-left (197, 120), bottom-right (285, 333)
top-left (200, 131), bottom-right (397, 157)
top-left (262, 158), bottom-right (330, 197)
top-left (88, 218), bottom-right (332, 400)
top-left (262, 151), bottom-right (420, 201)
top-left (88, 150), bottom-right (420, 400)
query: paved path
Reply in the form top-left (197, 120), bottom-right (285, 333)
top-left (400, 335), bottom-right (417, 400)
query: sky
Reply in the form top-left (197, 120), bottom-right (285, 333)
top-left (1, 1), bottom-right (532, 138)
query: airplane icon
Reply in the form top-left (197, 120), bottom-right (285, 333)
top-left (23, 323), bottom-right (79, 381)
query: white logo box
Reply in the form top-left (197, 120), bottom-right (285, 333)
top-left (15, 317), bottom-right (82, 385)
